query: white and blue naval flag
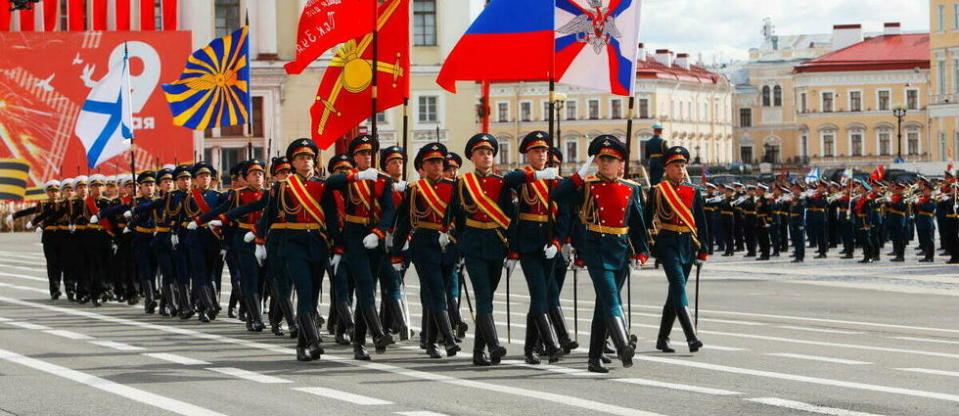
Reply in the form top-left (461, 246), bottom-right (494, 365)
top-left (74, 49), bottom-right (134, 169)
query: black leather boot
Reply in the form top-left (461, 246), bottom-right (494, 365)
top-left (360, 306), bottom-right (393, 353)
top-left (433, 310), bottom-right (460, 357)
top-left (472, 327), bottom-right (491, 366)
top-left (386, 298), bottom-right (410, 341)
top-left (177, 283), bottom-right (194, 320)
top-left (296, 326), bottom-right (311, 362)
top-left (607, 315), bottom-right (635, 368)
top-left (142, 279), bottom-right (157, 314)
top-left (656, 304), bottom-right (676, 353)
top-left (534, 313), bottom-right (566, 363)
top-left (549, 307), bottom-right (579, 353)
top-left (676, 306), bottom-right (703, 352)
top-left (247, 293), bottom-right (266, 332)
top-left (277, 296), bottom-right (297, 339)
top-left (448, 297), bottom-right (467, 340)
top-left (299, 314), bottom-right (324, 360)
top-left (228, 288), bottom-right (239, 319)
top-left (587, 318), bottom-right (608, 373)
top-left (200, 286), bottom-right (218, 321)
top-left (335, 301), bottom-right (355, 339)
top-left (523, 314), bottom-right (541, 364)
top-left (353, 316), bottom-right (370, 360)
top-left (476, 314), bottom-right (506, 364)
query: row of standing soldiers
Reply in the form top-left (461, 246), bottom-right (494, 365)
top-left (11, 132), bottom-right (711, 373)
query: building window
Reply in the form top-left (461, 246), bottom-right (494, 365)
top-left (878, 130), bottom-right (891, 156)
top-left (496, 102), bottom-right (508, 123)
top-left (413, 0), bottom-right (437, 46)
top-left (498, 142), bottom-right (510, 165)
top-left (939, 4), bottom-right (946, 32)
top-left (215, 0), bottom-right (241, 37)
top-left (821, 92), bottom-right (833, 113)
top-left (954, 59), bottom-right (959, 93)
top-left (954, 3), bottom-right (959, 29)
top-left (375, 111), bottom-right (387, 124)
top-left (207, 96), bottom-right (264, 138)
top-left (610, 99), bottom-right (623, 119)
top-left (761, 86), bottom-right (771, 107)
top-left (739, 108), bottom-right (752, 127)
top-left (740, 146), bottom-right (753, 164)
top-left (878, 90), bottom-right (891, 111)
top-left (850, 130), bottom-right (863, 156)
top-left (520, 101), bottom-right (532, 122)
top-left (588, 99), bottom-right (600, 119)
top-left (418, 96), bottom-right (438, 123)
top-left (565, 140), bottom-right (578, 163)
top-left (906, 89), bottom-right (918, 110)
top-left (907, 129), bottom-right (920, 155)
top-left (565, 100), bottom-right (577, 120)
top-left (823, 132), bottom-right (835, 157)
top-left (542, 102), bottom-right (551, 121)
top-left (638, 98), bottom-right (649, 119)
top-left (800, 134), bottom-right (808, 157)
top-left (773, 85), bottom-right (782, 106)
top-left (849, 91), bottom-right (862, 112)
top-left (939, 60), bottom-right (948, 95)
top-left (800, 92), bottom-right (807, 112)
top-left (941, 131), bottom-right (948, 159)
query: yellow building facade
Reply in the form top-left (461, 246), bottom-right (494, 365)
top-left (929, 0), bottom-right (959, 165)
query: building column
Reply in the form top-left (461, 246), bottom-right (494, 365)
top-left (254, 0), bottom-right (278, 60)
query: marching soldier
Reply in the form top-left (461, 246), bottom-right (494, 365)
top-left (553, 135), bottom-right (650, 373)
top-left (643, 146), bottom-right (707, 357)
top-left (378, 145), bottom-right (411, 339)
top-left (852, 180), bottom-right (877, 263)
top-left (326, 135), bottom-right (397, 356)
top-left (441, 152), bottom-right (468, 340)
top-left (939, 181), bottom-right (959, 263)
top-left (703, 184), bottom-right (721, 253)
top-left (771, 184), bottom-right (786, 257)
top-left (719, 185), bottom-right (736, 256)
top-left (754, 184), bottom-right (772, 261)
top-left (183, 163), bottom-right (226, 322)
top-left (153, 166), bottom-right (177, 316)
top-left (644, 125), bottom-right (668, 186)
top-left (59, 178), bottom-right (81, 301)
top-left (391, 143), bottom-right (463, 360)
top-left (450, 134), bottom-right (511, 365)
top-left (885, 182), bottom-right (908, 262)
top-left (7, 180), bottom-right (64, 299)
top-left (807, 181), bottom-right (829, 258)
top-left (504, 131), bottom-right (567, 364)
top-left (326, 153), bottom-right (356, 345)
top-left (129, 172), bottom-right (160, 313)
top-left (545, 147), bottom-right (578, 354)
top-left (787, 182), bottom-right (806, 263)
top-left (740, 185), bottom-right (757, 257)
top-left (915, 180), bottom-right (936, 262)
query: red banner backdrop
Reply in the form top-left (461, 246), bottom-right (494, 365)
top-left (0, 31), bottom-right (193, 199)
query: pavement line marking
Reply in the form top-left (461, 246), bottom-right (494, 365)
top-left (0, 347), bottom-right (227, 416)
top-left (395, 412), bottom-right (449, 416)
top-left (0, 316), bottom-right (10, 322)
top-left (745, 397), bottom-right (886, 416)
top-left (775, 326), bottom-right (862, 335)
top-left (0, 294), bottom-right (666, 416)
top-left (5, 321), bottom-right (51, 330)
top-left (613, 378), bottom-right (742, 396)
top-left (892, 336), bottom-right (959, 345)
top-left (143, 353), bottom-right (211, 366)
top-left (632, 312), bottom-right (766, 326)
top-left (90, 341), bottom-right (145, 351)
top-left (44, 329), bottom-right (93, 340)
top-left (0, 270), bottom-right (47, 281)
top-left (633, 355), bottom-right (959, 403)
top-left (293, 387), bottom-right (393, 405)
top-left (698, 328), bottom-right (959, 360)
top-left (895, 368), bottom-right (959, 378)
top-left (765, 353), bottom-right (872, 365)
top-left (498, 359), bottom-right (603, 376)
top-left (206, 367), bottom-right (292, 384)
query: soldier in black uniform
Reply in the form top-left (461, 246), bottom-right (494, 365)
top-left (754, 184), bottom-right (771, 261)
top-left (740, 184), bottom-right (757, 257)
top-left (719, 185), bottom-right (736, 256)
top-left (8, 180), bottom-right (64, 299)
top-left (644, 125), bottom-right (668, 186)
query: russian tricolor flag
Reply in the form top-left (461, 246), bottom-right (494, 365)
top-left (437, 0), bottom-right (643, 96)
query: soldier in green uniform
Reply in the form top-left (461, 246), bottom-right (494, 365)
top-left (644, 125), bottom-right (668, 186)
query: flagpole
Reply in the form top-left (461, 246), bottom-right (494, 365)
top-left (244, 12), bottom-right (254, 161)
top-left (402, 97), bottom-right (409, 181)
top-left (548, 77), bottom-right (555, 150)
top-left (370, 0), bottom-right (379, 142)
top-left (124, 42), bottom-right (136, 181)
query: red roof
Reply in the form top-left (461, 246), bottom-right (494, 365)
top-left (636, 55), bottom-right (723, 84)
top-left (794, 34), bottom-right (930, 73)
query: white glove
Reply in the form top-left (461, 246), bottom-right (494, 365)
top-left (392, 262), bottom-right (404, 272)
top-left (34, 226), bottom-right (43, 234)
top-left (543, 243), bottom-right (558, 259)
top-left (438, 232), bottom-right (451, 250)
top-left (170, 233), bottom-right (179, 247)
top-left (123, 227), bottom-right (131, 234)
top-left (393, 181), bottom-right (407, 192)
top-left (331, 254), bottom-right (342, 275)
top-left (186, 221), bottom-right (198, 230)
top-left (208, 219), bottom-right (223, 227)
top-left (244, 231), bottom-right (255, 243)
top-left (385, 232), bottom-right (394, 250)
top-left (122, 210), bottom-right (132, 219)
top-left (534, 167), bottom-right (559, 181)
top-left (255, 244), bottom-right (267, 266)
top-left (89, 215), bottom-right (99, 224)
top-left (219, 249), bottom-right (227, 259)
top-left (25, 221), bottom-right (33, 229)
top-left (362, 232), bottom-right (380, 249)
top-left (630, 259), bottom-right (642, 270)
top-left (505, 259), bottom-right (518, 275)
top-left (111, 243), bottom-right (118, 255)
top-left (4, 214), bottom-right (12, 226)
top-left (402, 239), bottom-right (410, 251)
top-left (68, 224), bottom-right (75, 232)
top-left (695, 258), bottom-right (705, 267)
top-left (561, 243), bottom-right (573, 262)
top-left (577, 156), bottom-right (594, 178)
top-left (357, 167), bottom-right (379, 181)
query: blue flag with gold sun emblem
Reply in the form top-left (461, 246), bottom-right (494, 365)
top-left (162, 26), bottom-right (251, 130)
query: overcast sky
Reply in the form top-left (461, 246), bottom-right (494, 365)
top-left (637, 0), bottom-right (930, 64)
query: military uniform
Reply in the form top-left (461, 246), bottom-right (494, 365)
top-left (938, 183), bottom-right (959, 263)
top-left (553, 135), bottom-right (650, 373)
top-left (9, 180), bottom-right (64, 299)
top-left (718, 185), bottom-right (736, 256)
top-left (885, 183), bottom-right (908, 262)
top-left (806, 183), bottom-right (829, 258)
top-left (392, 142), bottom-right (463, 360)
top-left (754, 184), bottom-right (772, 260)
top-left (915, 183), bottom-right (937, 262)
top-left (740, 185), bottom-right (757, 257)
top-left (787, 183), bottom-right (806, 262)
top-left (852, 181), bottom-right (877, 263)
top-left (377, 146), bottom-right (410, 340)
top-left (644, 126), bottom-right (668, 186)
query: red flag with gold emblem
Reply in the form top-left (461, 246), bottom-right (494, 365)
top-left (310, 0), bottom-right (410, 149)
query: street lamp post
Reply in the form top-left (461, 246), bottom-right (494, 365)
top-left (892, 105), bottom-right (907, 162)
top-left (553, 92), bottom-right (567, 162)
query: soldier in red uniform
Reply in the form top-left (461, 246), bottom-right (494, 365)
top-left (378, 145), bottom-right (411, 340)
top-left (553, 135), bottom-right (650, 373)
